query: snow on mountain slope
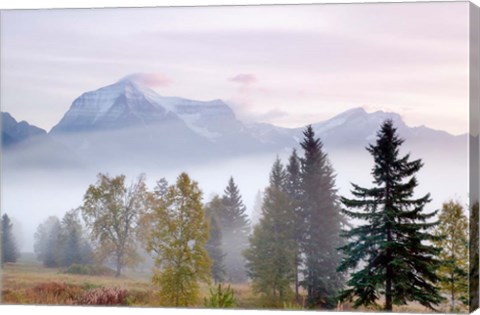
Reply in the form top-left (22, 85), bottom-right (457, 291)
top-left (49, 77), bottom-right (244, 144)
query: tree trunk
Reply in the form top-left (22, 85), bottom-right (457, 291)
top-left (451, 274), bottom-right (455, 310)
top-left (295, 253), bottom-right (300, 303)
top-left (385, 266), bottom-right (393, 311)
top-left (385, 181), bottom-right (393, 311)
top-left (115, 253), bottom-right (122, 277)
top-left (385, 222), bottom-right (393, 310)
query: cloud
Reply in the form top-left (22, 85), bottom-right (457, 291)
top-left (229, 74), bottom-right (257, 85)
top-left (123, 73), bottom-right (171, 88)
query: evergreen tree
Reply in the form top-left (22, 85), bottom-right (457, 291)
top-left (300, 125), bottom-right (344, 308)
top-left (205, 196), bottom-right (226, 284)
top-left (269, 156), bottom-right (287, 189)
top-left (1, 214), bottom-right (19, 265)
top-left (338, 120), bottom-right (443, 311)
top-left (285, 149), bottom-right (303, 302)
top-left (244, 159), bottom-right (296, 306)
top-left (217, 177), bottom-right (250, 283)
top-left (433, 200), bottom-right (468, 311)
top-left (147, 173), bottom-right (211, 307)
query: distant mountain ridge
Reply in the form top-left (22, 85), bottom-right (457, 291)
top-left (1, 112), bottom-right (46, 147)
top-left (2, 76), bottom-right (467, 168)
top-left (305, 107), bottom-right (465, 152)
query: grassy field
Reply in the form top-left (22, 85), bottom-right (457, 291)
top-left (0, 255), bottom-right (458, 312)
top-left (0, 254), bottom-right (260, 308)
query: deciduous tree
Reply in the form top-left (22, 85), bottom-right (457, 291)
top-left (34, 216), bottom-right (61, 267)
top-left (81, 173), bottom-right (148, 277)
top-left (433, 200), bottom-right (468, 311)
top-left (147, 172), bottom-right (211, 307)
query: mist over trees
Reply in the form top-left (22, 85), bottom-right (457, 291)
top-left (2, 213), bottom-right (19, 265)
top-left (244, 128), bottom-right (345, 309)
top-left (244, 157), bottom-right (296, 306)
top-left (251, 190), bottom-right (263, 227)
top-left (284, 149), bottom-right (303, 301)
top-left (34, 216), bottom-right (62, 267)
top-left (338, 120), bottom-right (443, 311)
top-left (205, 196), bottom-right (226, 284)
top-left (18, 120), bottom-right (471, 311)
top-left (299, 126), bottom-right (345, 308)
top-left (33, 212), bottom-right (93, 268)
top-left (216, 177), bottom-right (251, 283)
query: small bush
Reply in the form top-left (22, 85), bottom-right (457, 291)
top-left (204, 283), bottom-right (236, 308)
top-left (81, 287), bottom-right (128, 305)
top-left (63, 264), bottom-right (116, 276)
top-left (64, 264), bottom-right (91, 275)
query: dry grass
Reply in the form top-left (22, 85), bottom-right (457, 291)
top-left (1, 262), bottom-right (158, 306)
top-left (1, 261), bottom-right (462, 312)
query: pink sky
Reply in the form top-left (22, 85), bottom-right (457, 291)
top-left (0, 2), bottom-right (470, 134)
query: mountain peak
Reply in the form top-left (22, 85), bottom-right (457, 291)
top-left (50, 77), bottom-right (237, 135)
top-left (340, 107), bottom-right (367, 117)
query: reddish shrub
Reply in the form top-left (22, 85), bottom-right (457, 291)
top-left (81, 287), bottom-right (128, 305)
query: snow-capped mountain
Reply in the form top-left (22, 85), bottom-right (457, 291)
top-left (3, 76), bottom-right (467, 169)
top-left (49, 78), bottom-right (295, 158)
top-left (1, 112), bottom-right (47, 147)
top-left (51, 79), bottom-right (185, 133)
top-left (51, 77), bottom-right (245, 141)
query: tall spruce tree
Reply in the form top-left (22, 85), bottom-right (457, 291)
top-left (217, 177), bottom-right (250, 283)
top-left (338, 120), bottom-right (443, 311)
top-left (300, 125), bottom-right (344, 308)
top-left (205, 196), bottom-right (226, 284)
top-left (1, 214), bottom-right (19, 265)
top-left (285, 149), bottom-right (303, 302)
top-left (244, 158), bottom-right (296, 306)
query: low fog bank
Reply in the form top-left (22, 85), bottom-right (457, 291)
top-left (1, 152), bottom-right (275, 252)
top-left (2, 142), bottom-right (469, 253)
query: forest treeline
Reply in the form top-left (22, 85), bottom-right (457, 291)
top-left (1, 119), bottom-right (473, 311)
